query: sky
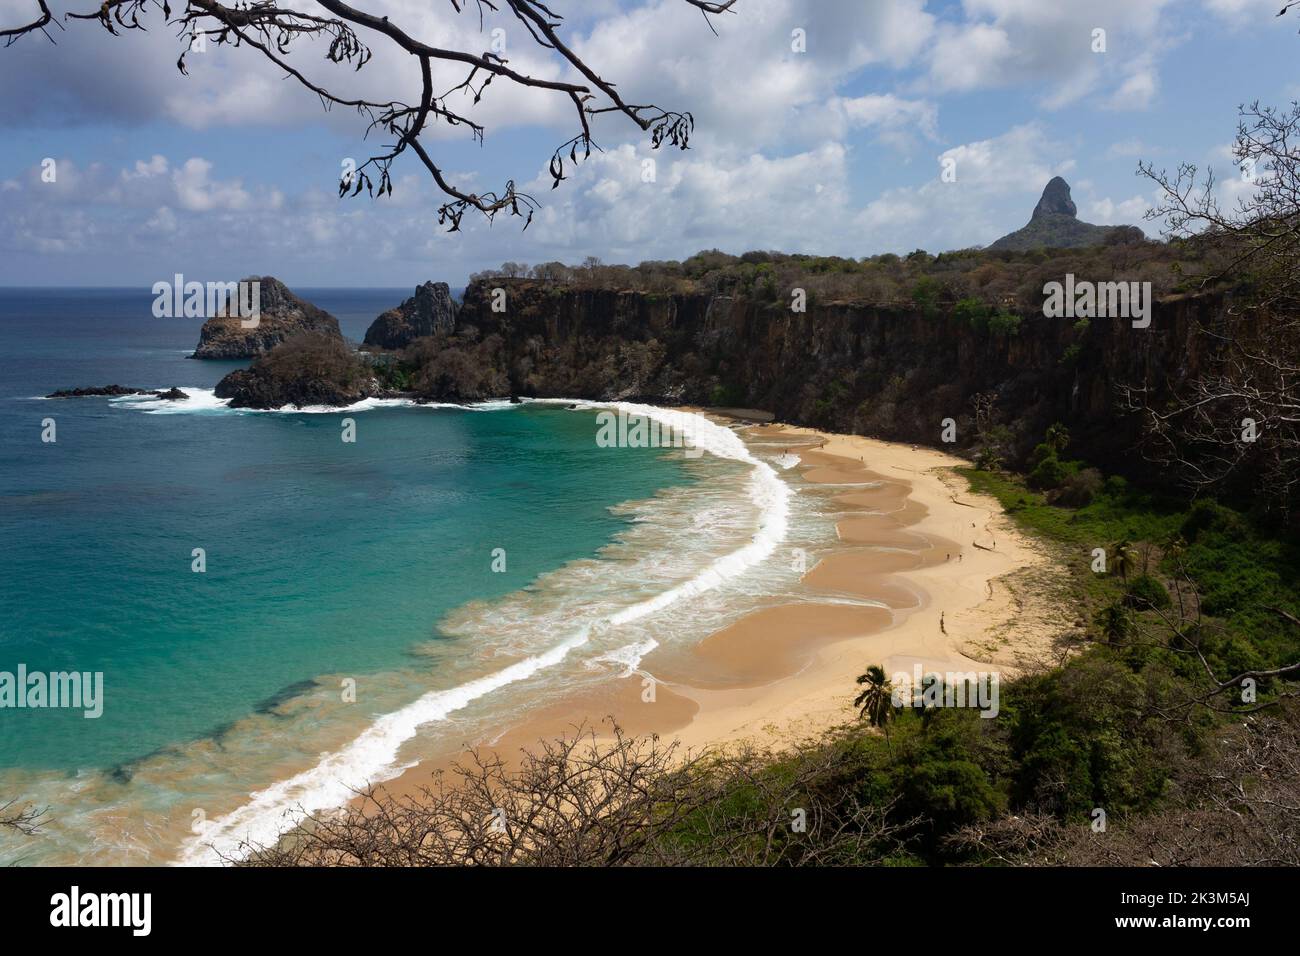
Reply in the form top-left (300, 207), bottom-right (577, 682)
top-left (0, 0), bottom-right (1296, 288)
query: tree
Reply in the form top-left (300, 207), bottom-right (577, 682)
top-left (1, 0), bottom-right (741, 230)
top-left (1094, 600), bottom-right (1131, 644)
top-left (969, 390), bottom-right (1003, 470)
top-left (234, 720), bottom-right (916, 866)
top-left (854, 664), bottom-right (896, 751)
top-left (1109, 538), bottom-right (1138, 582)
top-left (1043, 422), bottom-right (1070, 455)
top-left (1132, 101), bottom-right (1300, 519)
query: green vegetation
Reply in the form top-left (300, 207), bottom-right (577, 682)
top-left (469, 238), bottom-right (1224, 319)
top-left (648, 433), bottom-right (1300, 865)
top-left (243, 420), bottom-right (1300, 868)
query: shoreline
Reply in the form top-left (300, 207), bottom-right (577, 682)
top-left (366, 417), bottom-right (1071, 807)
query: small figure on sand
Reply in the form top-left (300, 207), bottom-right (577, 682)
top-left (940, 611), bottom-right (946, 635)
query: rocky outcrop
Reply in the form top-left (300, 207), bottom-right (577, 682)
top-left (203, 271), bottom-right (1246, 488)
top-left (215, 366), bottom-right (372, 409)
top-left (397, 277), bottom-right (1240, 482)
top-left (47, 385), bottom-right (188, 400)
top-left (989, 177), bottom-right (1145, 251)
top-left (192, 277), bottom-right (342, 359)
top-left (363, 281), bottom-right (458, 350)
top-left (213, 332), bottom-right (377, 409)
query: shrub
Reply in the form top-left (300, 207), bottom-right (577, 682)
top-left (1028, 453), bottom-right (1069, 490)
top-left (1103, 474), bottom-right (1129, 498)
top-left (987, 310), bottom-right (1022, 335)
top-left (1029, 442), bottom-right (1054, 468)
top-left (911, 276), bottom-right (941, 317)
top-left (709, 383), bottom-right (744, 407)
top-left (955, 297), bottom-right (990, 328)
top-left (1124, 574), bottom-right (1172, 610)
top-left (1181, 498), bottom-right (1249, 542)
top-left (1050, 467), bottom-right (1103, 507)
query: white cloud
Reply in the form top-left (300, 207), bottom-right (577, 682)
top-left (833, 93), bottom-right (939, 149)
top-left (570, 0), bottom-right (936, 152)
top-left (171, 158), bottom-right (251, 212)
top-left (1106, 64), bottom-right (1159, 111)
top-left (1088, 194), bottom-right (1150, 223)
top-left (924, 0), bottom-right (1176, 110)
top-left (855, 123), bottom-right (1082, 250)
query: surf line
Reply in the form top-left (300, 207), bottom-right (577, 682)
top-left (175, 402), bottom-right (790, 865)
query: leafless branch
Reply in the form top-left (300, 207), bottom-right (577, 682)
top-left (6, 0), bottom-right (742, 228)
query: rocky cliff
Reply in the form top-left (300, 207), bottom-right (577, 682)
top-left (988, 177), bottom-right (1145, 252)
top-left (208, 271), bottom-right (1242, 481)
top-left (438, 278), bottom-right (1236, 476)
top-left (192, 277), bottom-right (342, 359)
top-left (363, 281), bottom-right (458, 350)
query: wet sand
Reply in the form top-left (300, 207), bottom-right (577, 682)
top-left (369, 421), bottom-right (1062, 804)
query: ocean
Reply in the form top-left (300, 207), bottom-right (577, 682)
top-left (0, 287), bottom-right (828, 865)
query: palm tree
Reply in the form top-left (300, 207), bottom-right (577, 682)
top-left (1095, 601), bottom-right (1131, 645)
top-left (854, 665), bottom-right (896, 750)
top-left (1110, 538), bottom-right (1139, 581)
top-left (1044, 422), bottom-right (1071, 455)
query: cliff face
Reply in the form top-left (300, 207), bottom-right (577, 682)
top-left (449, 278), bottom-right (1235, 474)
top-left (363, 281), bottom-right (458, 350)
top-left (192, 277), bottom-right (342, 359)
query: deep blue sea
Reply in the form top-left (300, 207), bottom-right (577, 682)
top-left (0, 287), bottom-right (788, 865)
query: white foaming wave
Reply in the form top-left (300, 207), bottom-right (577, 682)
top-left (585, 639), bottom-right (660, 679)
top-left (266, 397), bottom-right (416, 414)
top-left (108, 389), bottom-right (518, 416)
top-left (173, 402), bottom-right (790, 865)
top-left (175, 629), bottom-right (591, 866)
top-left (550, 401), bottom-right (791, 632)
top-left (110, 387), bottom-right (231, 414)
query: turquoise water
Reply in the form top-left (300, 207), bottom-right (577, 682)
top-left (0, 289), bottom-right (709, 863)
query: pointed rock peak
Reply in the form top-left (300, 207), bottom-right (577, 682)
top-left (1033, 177), bottom-right (1077, 219)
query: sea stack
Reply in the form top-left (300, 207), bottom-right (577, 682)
top-left (363, 281), bottom-right (458, 350)
top-left (191, 276), bottom-right (342, 359)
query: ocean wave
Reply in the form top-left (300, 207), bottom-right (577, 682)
top-left (175, 629), bottom-right (594, 866)
top-left (109, 387), bottom-right (232, 414)
top-left (106, 387), bottom-right (520, 416)
top-left (173, 401), bottom-right (792, 865)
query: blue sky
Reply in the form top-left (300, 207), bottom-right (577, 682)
top-left (0, 0), bottom-right (1295, 287)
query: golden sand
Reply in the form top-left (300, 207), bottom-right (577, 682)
top-left (371, 419), bottom-right (1067, 802)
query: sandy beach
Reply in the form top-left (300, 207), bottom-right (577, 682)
top-left (369, 419), bottom-right (1072, 802)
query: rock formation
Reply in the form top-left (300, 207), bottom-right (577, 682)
top-left (397, 278), bottom-right (1233, 483)
top-left (192, 277), bottom-right (342, 359)
top-left (988, 177), bottom-right (1145, 251)
top-left (213, 331), bottom-right (377, 409)
top-left (47, 385), bottom-right (188, 400)
top-left (203, 268), bottom-right (1247, 492)
top-left (363, 281), bottom-right (458, 350)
